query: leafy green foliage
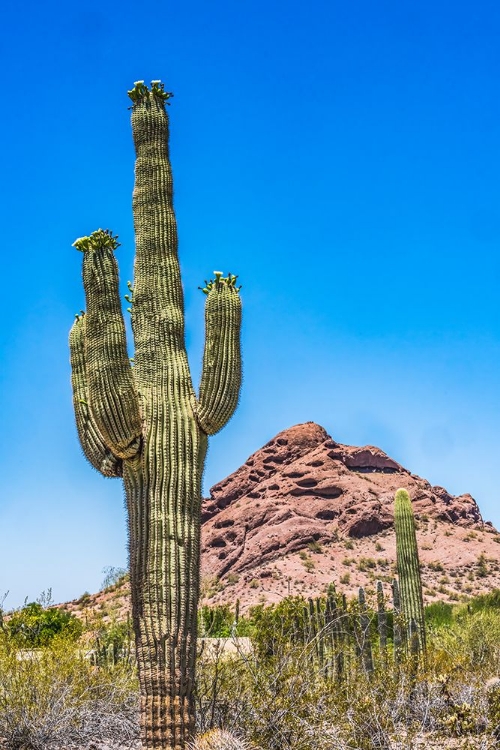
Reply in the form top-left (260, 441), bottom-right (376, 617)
top-left (5, 602), bottom-right (82, 647)
top-left (200, 604), bottom-right (234, 637)
top-left (249, 597), bottom-right (312, 656)
top-left (425, 601), bottom-right (454, 628)
top-left (92, 617), bottom-right (134, 665)
top-left (199, 605), bottom-right (252, 638)
top-left (465, 587), bottom-right (500, 613)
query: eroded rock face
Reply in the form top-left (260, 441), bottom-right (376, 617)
top-left (62, 422), bottom-right (500, 619)
top-left (200, 423), bottom-right (495, 606)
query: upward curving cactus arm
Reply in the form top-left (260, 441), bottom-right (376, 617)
top-left (69, 313), bottom-right (123, 477)
top-left (77, 229), bottom-right (142, 460)
top-left (196, 273), bottom-right (242, 435)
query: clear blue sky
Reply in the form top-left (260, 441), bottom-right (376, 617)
top-left (1, 0), bottom-right (499, 609)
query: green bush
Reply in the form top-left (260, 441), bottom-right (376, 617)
top-left (249, 597), bottom-right (312, 656)
top-left (467, 588), bottom-right (500, 614)
top-left (5, 602), bottom-right (83, 647)
top-left (198, 604), bottom-right (252, 638)
top-left (200, 604), bottom-right (234, 637)
top-left (425, 601), bottom-right (454, 628)
top-left (91, 617), bottom-right (134, 665)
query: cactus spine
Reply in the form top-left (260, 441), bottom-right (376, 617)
top-left (394, 488), bottom-right (426, 652)
top-left (69, 82), bottom-right (242, 749)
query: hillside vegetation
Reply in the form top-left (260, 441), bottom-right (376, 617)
top-left (1, 584), bottom-right (500, 749)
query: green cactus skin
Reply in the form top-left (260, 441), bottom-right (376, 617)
top-left (358, 587), bottom-right (374, 674)
top-left (391, 577), bottom-right (403, 664)
top-left (69, 312), bottom-right (123, 478)
top-left (376, 580), bottom-right (387, 659)
top-left (69, 82), bottom-right (242, 749)
top-left (394, 488), bottom-right (426, 652)
top-left (408, 616), bottom-right (420, 656)
top-left (325, 584), bottom-right (344, 680)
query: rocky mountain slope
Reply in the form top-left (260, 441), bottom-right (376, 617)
top-left (63, 422), bottom-right (500, 620)
top-left (200, 422), bottom-right (499, 609)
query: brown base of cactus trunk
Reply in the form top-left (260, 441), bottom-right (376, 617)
top-left (141, 693), bottom-right (195, 749)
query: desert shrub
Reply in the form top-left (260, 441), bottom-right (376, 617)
top-left (196, 603), bottom-right (342, 748)
top-left (189, 728), bottom-right (255, 749)
top-left (194, 628), bottom-right (442, 750)
top-left (249, 597), bottom-right (314, 657)
top-left (0, 633), bottom-right (138, 749)
top-left (100, 565), bottom-right (128, 591)
top-left (216, 642), bottom-right (339, 749)
top-left (199, 605), bottom-right (235, 637)
top-left (91, 617), bottom-right (134, 665)
top-left (430, 610), bottom-right (500, 675)
top-left (5, 602), bottom-right (82, 648)
top-left (195, 647), bottom-right (251, 735)
top-left (199, 605), bottom-right (252, 638)
top-left (486, 677), bottom-right (500, 741)
top-left (425, 601), bottom-right (454, 628)
top-left (192, 593), bottom-right (500, 749)
top-left (467, 588), bottom-right (500, 614)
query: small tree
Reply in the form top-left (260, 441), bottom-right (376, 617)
top-left (6, 602), bottom-right (82, 648)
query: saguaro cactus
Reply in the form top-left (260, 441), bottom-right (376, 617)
top-left (69, 81), bottom-right (242, 749)
top-left (394, 488), bottom-right (426, 652)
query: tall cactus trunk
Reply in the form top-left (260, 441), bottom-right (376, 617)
top-left (69, 81), bottom-right (242, 749)
top-left (124, 432), bottom-right (205, 746)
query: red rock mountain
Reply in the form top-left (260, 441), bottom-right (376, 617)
top-left (62, 422), bottom-right (500, 621)
top-left (200, 422), bottom-right (500, 609)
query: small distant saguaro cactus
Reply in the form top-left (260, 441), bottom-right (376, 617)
top-left (69, 81), bottom-right (242, 749)
top-left (394, 488), bottom-right (426, 652)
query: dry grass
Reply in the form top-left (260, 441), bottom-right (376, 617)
top-left (0, 636), bottom-right (138, 749)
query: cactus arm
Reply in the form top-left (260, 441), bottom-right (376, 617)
top-left (196, 274), bottom-right (242, 435)
top-left (76, 229), bottom-right (142, 460)
top-left (69, 313), bottom-right (123, 477)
